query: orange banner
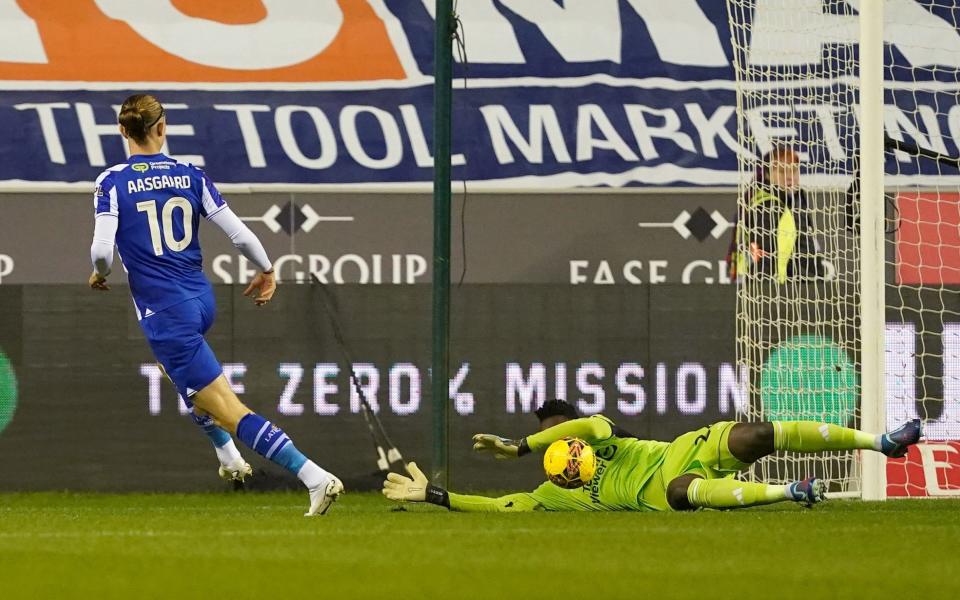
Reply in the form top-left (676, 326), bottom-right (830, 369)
top-left (0, 0), bottom-right (405, 82)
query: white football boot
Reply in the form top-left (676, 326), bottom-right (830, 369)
top-left (218, 458), bottom-right (253, 483)
top-left (305, 475), bottom-right (344, 516)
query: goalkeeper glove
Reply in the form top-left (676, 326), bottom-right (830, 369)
top-left (471, 434), bottom-right (530, 459)
top-left (382, 462), bottom-right (450, 507)
top-left (383, 462), bottom-right (427, 501)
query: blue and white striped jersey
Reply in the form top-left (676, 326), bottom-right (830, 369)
top-left (93, 153), bottom-right (227, 317)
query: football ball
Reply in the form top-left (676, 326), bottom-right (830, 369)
top-left (543, 437), bottom-right (597, 489)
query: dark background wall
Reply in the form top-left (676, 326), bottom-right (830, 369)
top-left (0, 283), bottom-right (738, 492)
top-left (1, 188), bottom-right (957, 491)
top-left (0, 190), bottom-right (744, 491)
top-left (0, 191), bottom-right (737, 286)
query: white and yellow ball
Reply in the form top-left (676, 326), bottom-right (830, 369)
top-left (543, 437), bottom-right (597, 489)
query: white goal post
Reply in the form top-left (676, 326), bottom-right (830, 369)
top-left (727, 0), bottom-right (960, 500)
top-left (858, 0), bottom-right (886, 501)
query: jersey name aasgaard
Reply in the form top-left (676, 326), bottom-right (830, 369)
top-left (93, 153), bottom-right (227, 318)
top-left (125, 174), bottom-right (192, 194)
top-left (529, 415), bottom-right (670, 511)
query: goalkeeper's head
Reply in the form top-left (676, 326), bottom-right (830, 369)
top-left (535, 399), bottom-right (579, 430)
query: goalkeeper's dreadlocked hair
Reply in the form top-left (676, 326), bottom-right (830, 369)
top-left (536, 399), bottom-right (640, 439)
top-left (535, 400), bottom-right (579, 423)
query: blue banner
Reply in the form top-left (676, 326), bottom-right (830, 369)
top-left (2, 86), bottom-right (958, 187)
top-left (1, 1), bottom-right (959, 187)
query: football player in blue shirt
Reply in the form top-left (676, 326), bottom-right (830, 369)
top-left (89, 94), bottom-right (342, 516)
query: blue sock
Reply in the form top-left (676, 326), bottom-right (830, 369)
top-left (191, 411), bottom-right (231, 448)
top-left (236, 413), bottom-right (308, 474)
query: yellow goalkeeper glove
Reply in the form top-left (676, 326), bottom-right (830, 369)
top-left (382, 462), bottom-right (452, 508)
top-left (471, 434), bottom-right (529, 459)
top-left (382, 462), bottom-right (428, 502)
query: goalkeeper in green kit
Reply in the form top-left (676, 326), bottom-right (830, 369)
top-left (382, 400), bottom-right (922, 512)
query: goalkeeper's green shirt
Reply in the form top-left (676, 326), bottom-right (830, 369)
top-left (447, 415), bottom-right (670, 512)
top-left (526, 415), bottom-right (669, 511)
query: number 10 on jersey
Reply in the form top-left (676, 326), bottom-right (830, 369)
top-left (136, 198), bottom-right (193, 256)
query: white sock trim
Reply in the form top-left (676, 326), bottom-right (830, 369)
top-left (782, 483), bottom-right (795, 500)
top-left (687, 478), bottom-right (702, 506)
top-left (215, 438), bottom-right (244, 468)
top-left (297, 460), bottom-right (332, 489)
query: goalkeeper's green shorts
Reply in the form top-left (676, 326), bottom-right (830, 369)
top-left (639, 421), bottom-right (749, 511)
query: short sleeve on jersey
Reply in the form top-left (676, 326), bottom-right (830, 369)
top-left (197, 171), bottom-right (227, 218)
top-left (93, 173), bottom-right (119, 216)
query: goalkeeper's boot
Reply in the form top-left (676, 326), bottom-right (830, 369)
top-left (789, 477), bottom-right (826, 508)
top-left (305, 475), bottom-right (344, 517)
top-left (218, 459), bottom-right (253, 483)
top-left (880, 419), bottom-right (922, 458)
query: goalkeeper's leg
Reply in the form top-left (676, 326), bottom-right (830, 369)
top-left (726, 419), bottom-right (922, 464)
top-left (666, 418), bottom-right (922, 511)
top-left (668, 474), bottom-right (825, 510)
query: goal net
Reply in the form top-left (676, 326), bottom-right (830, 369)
top-left (726, 0), bottom-right (960, 498)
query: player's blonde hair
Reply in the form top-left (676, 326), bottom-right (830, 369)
top-left (119, 94), bottom-right (164, 145)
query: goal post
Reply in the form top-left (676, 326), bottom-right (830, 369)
top-left (432, 0), bottom-right (455, 488)
top-left (858, 0), bottom-right (887, 501)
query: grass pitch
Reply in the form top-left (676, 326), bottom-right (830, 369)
top-left (0, 492), bottom-right (958, 599)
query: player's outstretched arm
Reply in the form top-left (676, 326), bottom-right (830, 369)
top-left (473, 415), bottom-right (614, 459)
top-left (382, 462), bottom-right (541, 512)
top-left (207, 207), bottom-right (276, 305)
top-left (446, 491), bottom-right (542, 512)
top-left (525, 415), bottom-right (613, 450)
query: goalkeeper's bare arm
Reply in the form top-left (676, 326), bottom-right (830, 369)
top-left (383, 400), bottom-right (922, 512)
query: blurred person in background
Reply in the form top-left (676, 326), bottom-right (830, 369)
top-left (726, 146), bottom-right (827, 283)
